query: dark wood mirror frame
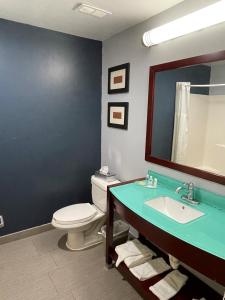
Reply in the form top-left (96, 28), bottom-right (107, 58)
top-left (145, 50), bottom-right (225, 185)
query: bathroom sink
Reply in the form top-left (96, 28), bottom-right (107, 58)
top-left (145, 197), bottom-right (204, 224)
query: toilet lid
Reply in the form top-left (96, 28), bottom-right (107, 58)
top-left (53, 203), bottom-right (97, 225)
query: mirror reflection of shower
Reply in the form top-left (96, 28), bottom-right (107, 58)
top-left (171, 80), bottom-right (225, 175)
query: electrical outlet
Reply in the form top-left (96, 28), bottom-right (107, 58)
top-left (0, 215), bottom-right (4, 228)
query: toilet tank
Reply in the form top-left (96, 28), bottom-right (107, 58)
top-left (91, 176), bottom-right (120, 212)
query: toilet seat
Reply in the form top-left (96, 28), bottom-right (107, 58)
top-left (53, 203), bottom-right (97, 225)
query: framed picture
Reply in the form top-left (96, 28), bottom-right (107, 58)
top-left (107, 102), bottom-right (129, 129)
top-left (108, 63), bottom-right (130, 94)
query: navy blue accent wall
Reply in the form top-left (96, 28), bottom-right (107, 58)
top-left (152, 65), bottom-right (211, 161)
top-left (0, 19), bottom-right (102, 235)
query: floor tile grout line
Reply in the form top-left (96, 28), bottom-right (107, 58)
top-left (49, 249), bottom-right (61, 268)
top-left (47, 248), bottom-right (61, 268)
top-left (30, 240), bottom-right (41, 257)
top-left (28, 237), bottom-right (61, 271)
top-left (48, 271), bottom-right (61, 295)
top-left (30, 230), bottom-right (64, 268)
top-left (48, 270), bottom-right (78, 299)
top-left (71, 291), bottom-right (77, 300)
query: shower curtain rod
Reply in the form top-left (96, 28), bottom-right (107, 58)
top-left (187, 83), bottom-right (225, 87)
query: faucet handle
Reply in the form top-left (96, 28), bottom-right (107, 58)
top-left (186, 182), bottom-right (194, 190)
top-left (177, 182), bottom-right (188, 189)
top-left (175, 182), bottom-right (194, 193)
top-left (182, 182), bottom-right (194, 188)
top-left (175, 185), bottom-right (184, 193)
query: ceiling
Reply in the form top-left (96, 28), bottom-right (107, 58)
top-left (0, 0), bottom-right (183, 41)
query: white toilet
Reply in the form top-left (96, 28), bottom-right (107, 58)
top-left (52, 175), bottom-right (119, 251)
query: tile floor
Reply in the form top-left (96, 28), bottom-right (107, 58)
top-left (0, 229), bottom-right (141, 300)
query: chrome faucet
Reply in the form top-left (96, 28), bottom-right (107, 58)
top-left (176, 182), bottom-right (199, 205)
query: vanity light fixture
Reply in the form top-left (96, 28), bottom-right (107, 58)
top-left (143, 0), bottom-right (225, 47)
top-left (74, 3), bottom-right (112, 18)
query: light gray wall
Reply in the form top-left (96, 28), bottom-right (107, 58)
top-left (209, 64), bottom-right (225, 95)
top-left (101, 0), bottom-right (225, 196)
top-left (102, 0), bottom-right (225, 293)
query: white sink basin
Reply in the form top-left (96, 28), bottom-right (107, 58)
top-left (145, 197), bottom-right (204, 224)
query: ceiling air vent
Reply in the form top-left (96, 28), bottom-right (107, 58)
top-left (74, 3), bottom-right (112, 18)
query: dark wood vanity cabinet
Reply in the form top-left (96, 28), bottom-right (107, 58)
top-left (105, 180), bottom-right (224, 300)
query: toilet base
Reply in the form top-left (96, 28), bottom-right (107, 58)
top-left (66, 233), bottom-right (103, 251)
top-left (65, 215), bottom-right (106, 251)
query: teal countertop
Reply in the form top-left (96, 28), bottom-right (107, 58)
top-left (110, 172), bottom-right (225, 260)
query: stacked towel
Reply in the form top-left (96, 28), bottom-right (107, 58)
top-left (168, 254), bottom-right (180, 269)
top-left (149, 270), bottom-right (188, 300)
top-left (124, 250), bottom-right (156, 268)
top-left (115, 239), bottom-right (156, 267)
top-left (130, 257), bottom-right (171, 281)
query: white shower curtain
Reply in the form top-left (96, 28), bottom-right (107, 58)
top-left (171, 82), bottom-right (191, 164)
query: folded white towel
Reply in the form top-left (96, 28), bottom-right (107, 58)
top-left (124, 250), bottom-right (156, 268)
top-left (130, 257), bottom-right (171, 281)
top-left (168, 254), bottom-right (180, 269)
top-left (115, 239), bottom-right (156, 267)
top-left (149, 270), bottom-right (188, 300)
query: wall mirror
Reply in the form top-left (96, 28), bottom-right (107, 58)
top-left (145, 50), bottom-right (225, 185)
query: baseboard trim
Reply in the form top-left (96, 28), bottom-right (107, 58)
top-left (0, 223), bottom-right (53, 245)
